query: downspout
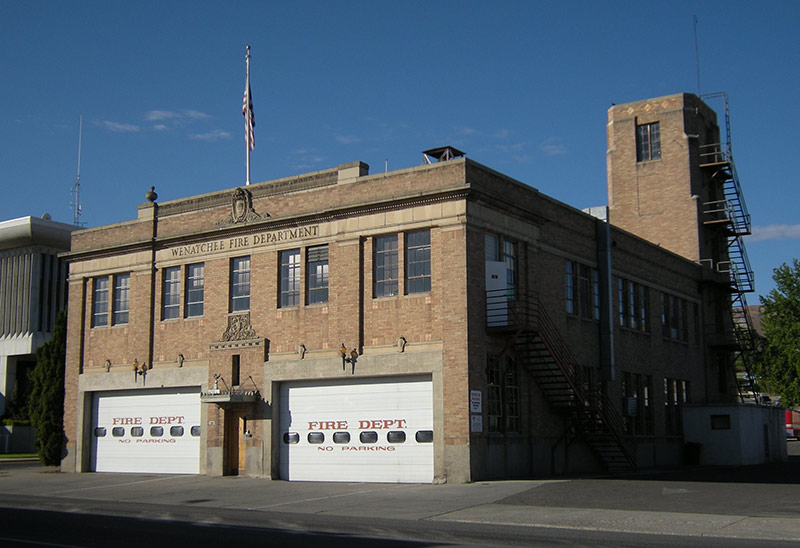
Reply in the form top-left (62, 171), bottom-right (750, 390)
top-left (597, 215), bottom-right (615, 382)
top-left (145, 187), bottom-right (159, 371)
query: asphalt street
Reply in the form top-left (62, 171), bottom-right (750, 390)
top-left (0, 441), bottom-right (798, 546)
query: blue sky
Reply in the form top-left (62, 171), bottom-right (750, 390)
top-left (1, 1), bottom-right (797, 300)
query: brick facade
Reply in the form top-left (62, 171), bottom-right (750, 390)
top-left (62, 94), bottom-right (743, 481)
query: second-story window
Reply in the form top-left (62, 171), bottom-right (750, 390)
top-left (306, 245), bottom-right (328, 305)
top-left (279, 249), bottom-right (300, 308)
top-left (112, 274), bottom-right (130, 325)
top-left (565, 261), bottom-right (576, 314)
top-left (92, 276), bottom-right (109, 327)
top-left (405, 230), bottom-right (431, 294)
top-left (185, 263), bottom-right (204, 317)
top-left (162, 267), bottom-right (180, 320)
top-left (486, 233), bottom-right (517, 293)
top-left (374, 235), bottom-right (398, 297)
top-left (230, 256), bottom-right (250, 312)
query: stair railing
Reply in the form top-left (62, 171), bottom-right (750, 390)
top-left (486, 288), bottom-right (636, 469)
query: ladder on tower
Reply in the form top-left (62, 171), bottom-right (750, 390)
top-left (699, 92), bottom-right (759, 403)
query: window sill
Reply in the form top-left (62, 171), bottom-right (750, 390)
top-left (617, 326), bottom-right (651, 335)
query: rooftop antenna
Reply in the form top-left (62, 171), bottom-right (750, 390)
top-left (693, 15), bottom-right (701, 95)
top-left (70, 115), bottom-right (85, 226)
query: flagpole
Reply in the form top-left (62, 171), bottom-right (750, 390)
top-left (245, 45), bottom-right (251, 186)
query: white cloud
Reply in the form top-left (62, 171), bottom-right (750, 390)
top-left (145, 110), bottom-right (180, 121)
top-left (146, 109), bottom-right (211, 122)
top-left (540, 137), bottom-right (566, 156)
top-left (189, 129), bottom-right (231, 141)
top-left (152, 124), bottom-right (168, 131)
top-left (101, 120), bottom-right (140, 133)
top-left (453, 126), bottom-right (478, 137)
top-left (492, 129), bottom-right (510, 139)
top-left (748, 224), bottom-right (800, 242)
top-left (183, 110), bottom-right (211, 120)
top-left (335, 134), bottom-right (362, 145)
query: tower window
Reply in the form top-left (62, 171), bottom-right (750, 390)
top-left (636, 122), bottom-right (661, 162)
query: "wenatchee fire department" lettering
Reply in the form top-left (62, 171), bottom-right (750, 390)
top-left (170, 226), bottom-right (319, 258)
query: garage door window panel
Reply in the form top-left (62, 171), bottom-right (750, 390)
top-left (284, 432), bottom-right (299, 444)
top-left (360, 431), bottom-right (378, 444)
top-left (170, 426), bottom-right (184, 437)
top-left (308, 432), bottom-right (324, 444)
top-left (387, 431), bottom-right (406, 443)
top-left (415, 430), bottom-right (434, 443)
top-left (333, 432), bottom-right (350, 444)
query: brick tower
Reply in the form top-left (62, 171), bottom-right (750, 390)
top-left (607, 92), bottom-right (755, 402)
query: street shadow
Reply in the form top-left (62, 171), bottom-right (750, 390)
top-left (616, 454), bottom-right (800, 485)
top-left (0, 507), bottom-right (448, 548)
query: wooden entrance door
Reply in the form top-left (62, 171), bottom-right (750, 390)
top-left (224, 410), bottom-right (247, 475)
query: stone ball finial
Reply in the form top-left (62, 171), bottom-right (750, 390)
top-left (145, 186), bottom-right (158, 203)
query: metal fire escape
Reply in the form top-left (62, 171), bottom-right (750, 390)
top-left (486, 289), bottom-right (636, 472)
top-left (699, 92), bottom-right (759, 403)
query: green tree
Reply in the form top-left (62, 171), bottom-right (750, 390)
top-left (28, 309), bottom-right (67, 466)
top-left (758, 259), bottom-right (800, 406)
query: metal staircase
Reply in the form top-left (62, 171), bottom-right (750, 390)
top-left (487, 289), bottom-right (636, 472)
top-left (699, 92), bottom-right (759, 403)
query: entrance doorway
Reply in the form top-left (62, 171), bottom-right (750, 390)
top-left (224, 409), bottom-right (247, 475)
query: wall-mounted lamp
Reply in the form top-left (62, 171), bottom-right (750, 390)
top-left (339, 343), bottom-right (359, 374)
top-left (105, 359), bottom-right (112, 372)
top-left (133, 358), bottom-right (149, 385)
top-left (177, 353), bottom-right (185, 368)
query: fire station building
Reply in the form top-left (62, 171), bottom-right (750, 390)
top-left (61, 93), bottom-right (756, 482)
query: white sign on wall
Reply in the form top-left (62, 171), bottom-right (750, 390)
top-left (471, 414), bottom-right (483, 433)
top-left (470, 390), bottom-right (482, 413)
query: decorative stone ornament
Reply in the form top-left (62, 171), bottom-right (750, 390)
top-left (221, 313), bottom-right (257, 341)
top-left (217, 187), bottom-right (266, 227)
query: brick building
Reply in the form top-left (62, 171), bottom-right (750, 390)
top-left (61, 93), bottom-right (755, 482)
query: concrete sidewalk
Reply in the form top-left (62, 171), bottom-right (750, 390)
top-left (1, 455), bottom-right (799, 542)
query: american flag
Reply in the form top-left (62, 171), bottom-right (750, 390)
top-left (243, 82), bottom-right (255, 151)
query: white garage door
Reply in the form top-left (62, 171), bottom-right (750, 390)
top-left (91, 389), bottom-right (201, 474)
top-left (279, 376), bottom-right (434, 483)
